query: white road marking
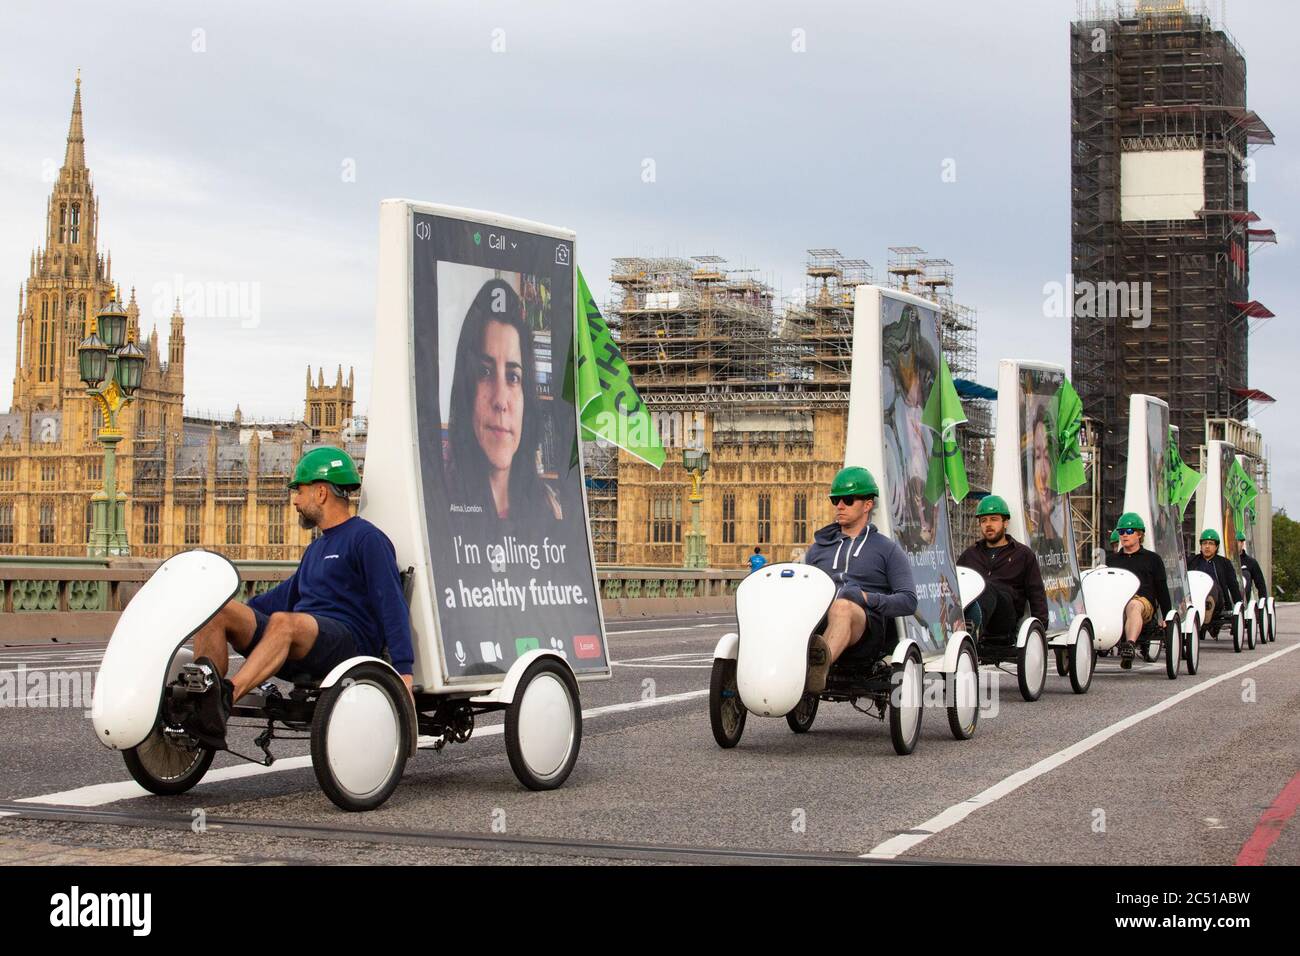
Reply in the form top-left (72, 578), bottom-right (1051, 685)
top-left (863, 641), bottom-right (1300, 859)
top-left (15, 689), bottom-right (709, 809)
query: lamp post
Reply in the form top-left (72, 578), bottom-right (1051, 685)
top-left (78, 300), bottom-right (146, 556)
top-left (682, 447), bottom-right (710, 569)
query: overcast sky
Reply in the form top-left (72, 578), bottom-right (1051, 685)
top-left (1, 0), bottom-right (1296, 508)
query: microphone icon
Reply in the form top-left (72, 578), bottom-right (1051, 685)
top-left (454, 641), bottom-right (466, 666)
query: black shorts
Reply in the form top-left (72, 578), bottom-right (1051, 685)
top-left (245, 609), bottom-right (359, 682)
top-left (819, 588), bottom-right (891, 661)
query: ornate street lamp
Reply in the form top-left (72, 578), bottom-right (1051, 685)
top-left (77, 301), bottom-right (147, 556)
top-left (77, 329), bottom-right (108, 388)
top-left (114, 337), bottom-right (146, 395)
top-left (96, 299), bottom-right (127, 350)
top-left (682, 447), bottom-right (711, 569)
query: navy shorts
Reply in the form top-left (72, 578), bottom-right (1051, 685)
top-left (818, 587), bottom-right (891, 661)
top-left (245, 609), bottom-right (358, 683)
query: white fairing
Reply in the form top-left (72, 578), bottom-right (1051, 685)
top-left (713, 632), bottom-right (740, 661)
top-left (735, 563), bottom-right (835, 718)
top-left (91, 550), bottom-right (240, 751)
top-left (1080, 566), bottom-right (1139, 652)
top-left (956, 566), bottom-right (986, 609)
top-left (470, 649), bottom-right (572, 706)
top-left (325, 677), bottom-right (403, 799)
top-left (1016, 616), bottom-right (1038, 650)
top-left (1187, 569), bottom-right (1213, 621)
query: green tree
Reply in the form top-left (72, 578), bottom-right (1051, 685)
top-left (1272, 508), bottom-right (1300, 599)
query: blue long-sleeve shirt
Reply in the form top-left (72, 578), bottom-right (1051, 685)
top-left (248, 516), bottom-right (415, 675)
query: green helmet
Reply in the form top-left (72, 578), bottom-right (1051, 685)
top-left (1200, 528), bottom-right (1221, 544)
top-left (1236, 530), bottom-right (1246, 542)
top-left (830, 466), bottom-right (878, 498)
top-left (1115, 512), bottom-right (1145, 532)
top-left (976, 494), bottom-right (1011, 518)
top-left (290, 446), bottom-right (361, 491)
top-left (1110, 529), bottom-right (1120, 543)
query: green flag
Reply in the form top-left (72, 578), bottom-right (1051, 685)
top-left (574, 268), bottom-right (665, 469)
top-left (1163, 428), bottom-right (1203, 518)
top-left (1224, 457), bottom-right (1258, 527)
top-left (1047, 377), bottom-right (1086, 495)
top-left (922, 355), bottom-right (969, 503)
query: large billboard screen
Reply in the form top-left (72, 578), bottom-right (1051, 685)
top-left (410, 212), bottom-right (606, 681)
top-left (1017, 366), bottom-right (1086, 630)
top-left (1143, 404), bottom-right (1188, 611)
top-left (879, 294), bottom-right (961, 657)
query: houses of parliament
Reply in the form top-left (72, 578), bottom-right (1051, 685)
top-left (0, 77), bottom-right (360, 560)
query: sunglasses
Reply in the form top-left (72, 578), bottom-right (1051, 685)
top-left (1116, 528), bottom-right (1139, 536)
top-left (829, 495), bottom-right (864, 506)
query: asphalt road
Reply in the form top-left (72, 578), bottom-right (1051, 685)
top-left (1, 608), bottom-right (1296, 865)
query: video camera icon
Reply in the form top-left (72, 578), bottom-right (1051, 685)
top-left (555, 244), bottom-right (570, 266)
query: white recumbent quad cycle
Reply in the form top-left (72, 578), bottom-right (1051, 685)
top-left (1078, 565), bottom-right (1201, 679)
top-left (92, 550), bottom-right (583, 812)
top-left (709, 563), bottom-right (980, 756)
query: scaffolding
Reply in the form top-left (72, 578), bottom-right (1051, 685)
top-left (1071, 417), bottom-right (1104, 567)
top-left (609, 255), bottom-right (821, 406)
top-left (582, 440), bottom-right (619, 564)
top-left (602, 246), bottom-right (995, 565)
top-left (1071, 0), bottom-right (1273, 535)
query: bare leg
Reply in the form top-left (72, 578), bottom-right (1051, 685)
top-left (229, 612), bottom-right (319, 702)
top-left (191, 600), bottom-right (257, 676)
top-left (823, 598), bottom-right (868, 664)
top-left (1123, 599), bottom-right (1145, 644)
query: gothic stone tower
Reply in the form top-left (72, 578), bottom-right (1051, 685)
top-left (1, 75), bottom-right (185, 553)
top-left (305, 364), bottom-right (354, 443)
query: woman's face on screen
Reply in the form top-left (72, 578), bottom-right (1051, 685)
top-left (473, 318), bottom-right (525, 471)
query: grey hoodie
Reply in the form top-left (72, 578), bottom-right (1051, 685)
top-left (804, 521), bottom-right (918, 618)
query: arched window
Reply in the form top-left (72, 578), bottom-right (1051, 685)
top-left (38, 296), bottom-right (50, 382)
top-left (58, 204), bottom-right (67, 243)
top-left (70, 204), bottom-right (81, 244)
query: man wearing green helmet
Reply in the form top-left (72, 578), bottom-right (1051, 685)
top-left (956, 494), bottom-right (1048, 640)
top-left (1187, 528), bottom-right (1241, 626)
top-left (802, 465), bottom-right (917, 692)
top-left (1105, 512), bottom-right (1171, 669)
top-left (185, 446), bottom-right (414, 748)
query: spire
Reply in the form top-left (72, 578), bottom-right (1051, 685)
top-left (336, 364), bottom-right (343, 386)
top-left (64, 71), bottom-right (86, 170)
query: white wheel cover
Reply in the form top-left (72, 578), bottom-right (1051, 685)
top-left (1026, 632), bottom-right (1045, 694)
top-left (1075, 629), bottom-right (1093, 683)
top-left (517, 672), bottom-right (575, 780)
top-left (326, 681), bottom-right (401, 798)
top-left (955, 648), bottom-right (978, 729)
